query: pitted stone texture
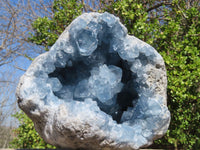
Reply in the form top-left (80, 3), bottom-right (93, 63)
top-left (16, 12), bottom-right (170, 150)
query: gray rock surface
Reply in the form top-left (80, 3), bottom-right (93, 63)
top-left (16, 12), bottom-right (170, 150)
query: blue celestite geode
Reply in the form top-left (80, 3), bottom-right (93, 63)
top-left (16, 12), bottom-right (170, 150)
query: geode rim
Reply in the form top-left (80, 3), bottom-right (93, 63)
top-left (16, 12), bottom-right (170, 150)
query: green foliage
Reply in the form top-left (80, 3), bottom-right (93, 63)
top-left (103, 0), bottom-right (159, 44)
top-left (10, 111), bottom-right (55, 149)
top-left (105, 0), bottom-right (200, 149)
top-left (29, 0), bottom-right (83, 50)
top-left (16, 0), bottom-right (199, 149)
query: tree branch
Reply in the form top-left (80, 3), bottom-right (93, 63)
top-left (147, 2), bottom-right (172, 12)
top-left (14, 65), bottom-right (26, 72)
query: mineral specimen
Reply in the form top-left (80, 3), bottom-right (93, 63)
top-left (16, 12), bottom-right (170, 150)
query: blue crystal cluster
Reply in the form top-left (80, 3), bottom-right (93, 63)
top-left (17, 12), bottom-right (170, 149)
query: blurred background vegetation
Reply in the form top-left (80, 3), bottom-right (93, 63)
top-left (0, 0), bottom-right (199, 149)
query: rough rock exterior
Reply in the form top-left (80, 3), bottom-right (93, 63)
top-left (16, 12), bottom-right (170, 150)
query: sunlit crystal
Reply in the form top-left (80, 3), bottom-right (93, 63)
top-left (17, 12), bottom-right (170, 150)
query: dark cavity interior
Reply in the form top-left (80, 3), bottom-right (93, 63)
top-left (48, 41), bottom-right (139, 123)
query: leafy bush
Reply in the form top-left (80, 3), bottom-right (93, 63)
top-left (29, 0), bottom-right (83, 50)
top-left (10, 111), bottom-right (55, 149)
top-left (105, 0), bottom-right (200, 149)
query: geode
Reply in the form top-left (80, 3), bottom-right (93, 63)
top-left (16, 12), bottom-right (170, 150)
